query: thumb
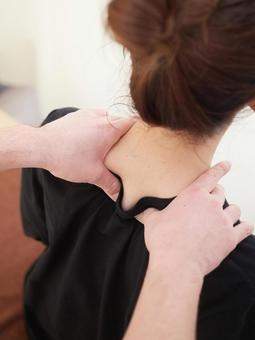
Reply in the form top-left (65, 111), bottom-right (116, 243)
top-left (234, 222), bottom-right (254, 244)
top-left (109, 116), bottom-right (139, 142)
top-left (97, 168), bottom-right (121, 202)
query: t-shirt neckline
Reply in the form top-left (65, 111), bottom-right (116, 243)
top-left (110, 171), bottom-right (177, 220)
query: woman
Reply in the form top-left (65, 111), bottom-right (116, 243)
top-left (21, 0), bottom-right (255, 339)
top-left (0, 109), bottom-right (248, 339)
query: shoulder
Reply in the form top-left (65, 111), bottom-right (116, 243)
top-left (201, 234), bottom-right (255, 304)
top-left (197, 234), bottom-right (255, 338)
top-left (230, 234), bottom-right (255, 289)
top-left (206, 233), bottom-right (255, 291)
top-left (41, 107), bottom-right (79, 126)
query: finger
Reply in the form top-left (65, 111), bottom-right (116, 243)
top-left (189, 161), bottom-right (232, 193)
top-left (96, 168), bottom-right (121, 202)
top-left (233, 222), bottom-right (254, 244)
top-left (93, 109), bottom-right (108, 116)
top-left (135, 207), bottom-right (157, 225)
top-left (224, 204), bottom-right (241, 224)
top-left (210, 184), bottom-right (225, 205)
top-left (104, 116), bottom-right (139, 147)
top-left (107, 117), bottom-right (139, 142)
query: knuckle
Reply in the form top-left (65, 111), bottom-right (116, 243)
top-left (210, 198), bottom-right (222, 210)
top-left (221, 213), bottom-right (231, 226)
top-left (230, 203), bottom-right (241, 215)
top-left (244, 224), bottom-right (254, 235)
top-left (221, 211), bottom-right (230, 228)
top-left (216, 184), bottom-right (225, 192)
top-left (210, 168), bottom-right (221, 179)
top-left (188, 186), bottom-right (204, 198)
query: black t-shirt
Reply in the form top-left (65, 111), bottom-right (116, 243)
top-left (21, 107), bottom-right (255, 340)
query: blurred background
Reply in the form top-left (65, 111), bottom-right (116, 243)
top-left (0, 0), bottom-right (255, 222)
top-left (0, 0), bottom-right (131, 126)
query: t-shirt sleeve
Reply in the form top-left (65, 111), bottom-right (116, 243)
top-left (197, 232), bottom-right (255, 340)
top-left (21, 166), bottom-right (47, 244)
top-left (20, 107), bottom-right (79, 245)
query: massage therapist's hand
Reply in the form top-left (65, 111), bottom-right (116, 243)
top-left (39, 109), bottom-right (138, 196)
top-left (136, 161), bottom-right (254, 277)
top-left (0, 109), bottom-right (137, 197)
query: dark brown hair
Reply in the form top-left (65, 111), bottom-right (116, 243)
top-left (106, 0), bottom-right (255, 139)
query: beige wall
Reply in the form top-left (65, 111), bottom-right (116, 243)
top-left (0, 110), bottom-right (16, 128)
top-left (0, 0), bottom-right (36, 87)
top-left (0, 0), bottom-right (130, 114)
top-left (35, 0), bottom-right (130, 115)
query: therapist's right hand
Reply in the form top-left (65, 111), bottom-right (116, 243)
top-left (136, 161), bottom-right (254, 277)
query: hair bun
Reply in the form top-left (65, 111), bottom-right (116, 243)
top-left (107, 0), bottom-right (183, 60)
top-left (149, 15), bottom-right (181, 62)
top-left (107, 0), bottom-right (255, 138)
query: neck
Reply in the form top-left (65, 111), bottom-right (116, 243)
top-left (105, 119), bottom-right (226, 210)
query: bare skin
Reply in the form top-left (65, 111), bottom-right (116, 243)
top-left (0, 109), bottom-right (138, 199)
top-left (104, 118), bottom-right (226, 210)
top-left (105, 101), bottom-right (255, 211)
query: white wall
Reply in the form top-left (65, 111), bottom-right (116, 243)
top-left (214, 108), bottom-right (255, 223)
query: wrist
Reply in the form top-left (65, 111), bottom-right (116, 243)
top-left (1, 124), bottom-right (49, 169)
top-left (28, 126), bottom-right (51, 169)
top-left (148, 251), bottom-right (204, 286)
top-left (17, 125), bottom-right (44, 168)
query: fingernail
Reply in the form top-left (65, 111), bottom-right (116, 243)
top-left (222, 161), bottom-right (232, 171)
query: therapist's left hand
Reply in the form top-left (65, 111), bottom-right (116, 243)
top-left (41, 109), bottom-right (138, 199)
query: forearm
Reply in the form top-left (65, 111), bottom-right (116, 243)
top-left (123, 254), bottom-right (204, 340)
top-left (0, 125), bottom-right (46, 171)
